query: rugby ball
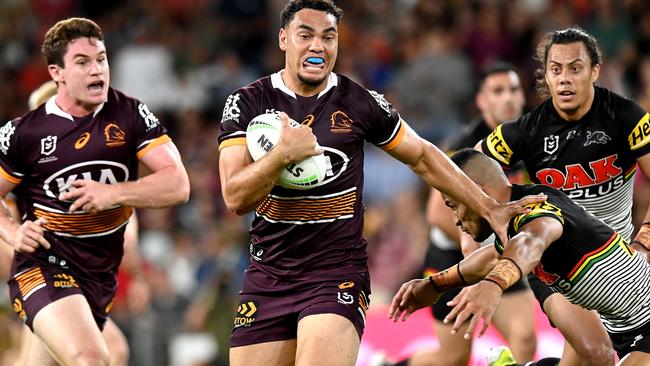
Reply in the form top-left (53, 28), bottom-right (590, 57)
top-left (246, 113), bottom-right (327, 190)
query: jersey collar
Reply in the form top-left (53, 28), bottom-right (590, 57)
top-left (45, 96), bottom-right (105, 121)
top-left (271, 70), bottom-right (338, 99)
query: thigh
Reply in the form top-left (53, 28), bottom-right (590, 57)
top-left (230, 339), bottom-right (296, 366)
top-left (492, 288), bottom-right (536, 340)
top-left (32, 294), bottom-right (109, 366)
top-left (23, 330), bottom-right (59, 366)
top-left (295, 313), bottom-right (359, 366)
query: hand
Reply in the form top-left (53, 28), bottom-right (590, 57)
top-left (444, 281), bottom-right (502, 339)
top-left (274, 112), bottom-right (323, 163)
top-left (59, 180), bottom-right (117, 213)
top-left (12, 218), bottom-right (50, 253)
top-left (388, 278), bottom-right (441, 322)
top-left (488, 194), bottom-right (547, 245)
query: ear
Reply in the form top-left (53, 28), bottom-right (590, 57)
top-left (48, 64), bottom-right (64, 83)
top-left (279, 28), bottom-right (287, 51)
top-left (476, 93), bottom-right (486, 112)
top-left (591, 63), bottom-right (600, 83)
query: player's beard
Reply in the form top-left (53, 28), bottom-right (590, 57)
top-left (298, 72), bottom-right (327, 87)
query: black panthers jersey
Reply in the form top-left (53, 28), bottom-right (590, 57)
top-left (495, 184), bottom-right (650, 333)
top-left (218, 71), bottom-right (403, 279)
top-left (481, 86), bottom-right (650, 240)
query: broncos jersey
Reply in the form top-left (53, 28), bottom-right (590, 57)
top-left (0, 88), bottom-right (170, 279)
top-left (217, 71), bottom-right (403, 279)
top-left (481, 86), bottom-right (650, 240)
top-left (495, 184), bottom-right (650, 333)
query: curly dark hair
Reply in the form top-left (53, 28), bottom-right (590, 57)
top-left (280, 0), bottom-right (343, 28)
top-left (42, 17), bottom-right (104, 67)
top-left (533, 26), bottom-right (602, 96)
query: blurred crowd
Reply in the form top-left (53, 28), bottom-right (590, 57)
top-left (1, 0), bottom-right (650, 365)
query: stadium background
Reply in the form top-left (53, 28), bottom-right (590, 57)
top-left (1, 0), bottom-right (650, 365)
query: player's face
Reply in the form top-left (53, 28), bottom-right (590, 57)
top-left (279, 9), bottom-right (338, 90)
top-left (48, 37), bottom-right (109, 110)
top-left (443, 195), bottom-right (493, 242)
top-left (545, 42), bottom-right (599, 121)
top-left (478, 71), bottom-right (525, 127)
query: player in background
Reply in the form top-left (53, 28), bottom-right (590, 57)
top-left (379, 63), bottom-right (536, 366)
top-left (390, 148), bottom-right (650, 366)
top-left (476, 27), bottom-right (650, 365)
top-left (218, 1), bottom-right (545, 365)
top-left (0, 17), bottom-right (189, 366)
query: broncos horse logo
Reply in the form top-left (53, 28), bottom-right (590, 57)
top-left (584, 130), bottom-right (611, 146)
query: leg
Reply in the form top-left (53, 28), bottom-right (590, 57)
top-left (295, 313), bottom-right (359, 366)
top-left (31, 294), bottom-right (110, 366)
top-left (492, 289), bottom-right (537, 362)
top-left (230, 339), bottom-right (297, 366)
top-left (407, 320), bottom-right (472, 366)
top-left (543, 293), bottom-right (614, 366)
top-left (22, 330), bottom-right (59, 366)
top-left (103, 318), bottom-right (129, 366)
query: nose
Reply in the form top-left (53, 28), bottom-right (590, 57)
top-left (455, 218), bottom-right (462, 227)
top-left (559, 68), bottom-right (571, 85)
top-left (309, 37), bottom-right (324, 53)
top-left (89, 60), bottom-right (103, 75)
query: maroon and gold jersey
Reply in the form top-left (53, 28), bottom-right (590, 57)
top-left (218, 71), bottom-right (404, 279)
top-left (0, 87), bottom-right (169, 279)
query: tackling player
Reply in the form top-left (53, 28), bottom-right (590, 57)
top-left (390, 148), bottom-right (650, 365)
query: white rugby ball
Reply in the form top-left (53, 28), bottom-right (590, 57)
top-left (246, 113), bottom-right (327, 190)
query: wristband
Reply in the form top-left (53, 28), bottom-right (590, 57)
top-left (429, 264), bottom-right (466, 292)
top-left (484, 257), bottom-right (522, 291)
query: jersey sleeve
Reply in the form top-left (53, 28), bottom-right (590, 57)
top-left (129, 100), bottom-right (171, 160)
top-left (217, 86), bottom-right (260, 151)
top-left (481, 119), bottom-right (525, 168)
top-left (358, 89), bottom-right (404, 151)
top-left (512, 200), bottom-right (565, 233)
top-left (619, 97), bottom-right (650, 159)
top-left (0, 119), bottom-right (26, 184)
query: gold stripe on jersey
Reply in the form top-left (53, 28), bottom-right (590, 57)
top-left (513, 201), bottom-right (564, 231)
top-left (219, 137), bottom-right (247, 151)
top-left (485, 125), bottom-right (513, 165)
top-left (567, 233), bottom-right (630, 283)
top-left (629, 113), bottom-right (650, 150)
top-left (35, 206), bottom-right (133, 237)
top-left (380, 121), bottom-right (406, 151)
top-left (136, 134), bottom-right (171, 159)
top-left (15, 267), bottom-right (46, 300)
top-left (255, 188), bottom-right (356, 223)
top-left (0, 165), bottom-right (21, 184)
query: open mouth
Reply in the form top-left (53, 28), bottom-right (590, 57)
top-left (558, 90), bottom-right (575, 100)
top-left (88, 81), bottom-right (105, 93)
top-left (303, 57), bottom-right (325, 71)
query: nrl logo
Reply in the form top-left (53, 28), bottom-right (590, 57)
top-left (543, 135), bottom-right (559, 155)
top-left (41, 135), bottom-right (57, 156)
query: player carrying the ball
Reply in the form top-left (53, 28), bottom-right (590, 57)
top-left (217, 1), bottom-right (545, 365)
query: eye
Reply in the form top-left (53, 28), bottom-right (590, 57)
top-left (77, 60), bottom-right (87, 66)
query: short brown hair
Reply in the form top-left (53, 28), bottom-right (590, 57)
top-left (42, 17), bottom-right (104, 67)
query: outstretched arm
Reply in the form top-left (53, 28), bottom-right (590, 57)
top-left (445, 216), bottom-right (563, 339)
top-left (388, 244), bottom-right (500, 321)
top-left (388, 121), bottom-right (545, 245)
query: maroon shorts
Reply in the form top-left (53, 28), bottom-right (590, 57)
top-left (230, 266), bottom-right (371, 347)
top-left (7, 255), bottom-right (116, 331)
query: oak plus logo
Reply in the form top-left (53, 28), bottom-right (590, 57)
top-left (43, 161), bottom-right (129, 199)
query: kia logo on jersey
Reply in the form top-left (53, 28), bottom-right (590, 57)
top-left (543, 135), bottom-right (559, 155)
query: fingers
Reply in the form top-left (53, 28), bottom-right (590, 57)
top-left (15, 219), bottom-right (51, 252)
top-left (511, 193), bottom-right (547, 213)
